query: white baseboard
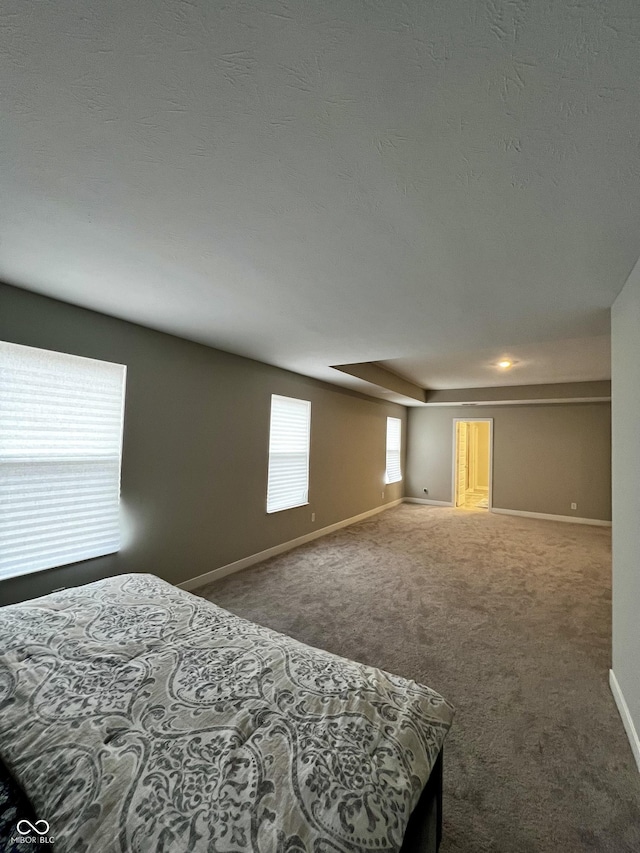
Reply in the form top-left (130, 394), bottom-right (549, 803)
top-left (491, 507), bottom-right (612, 527)
top-left (404, 497), bottom-right (454, 507)
top-left (610, 670), bottom-right (640, 773)
top-left (179, 499), bottom-right (404, 592)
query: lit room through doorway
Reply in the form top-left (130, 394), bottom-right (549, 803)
top-left (453, 419), bottom-right (492, 510)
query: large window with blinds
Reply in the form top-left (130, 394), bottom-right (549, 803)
top-left (266, 394), bottom-right (311, 513)
top-left (385, 416), bottom-right (402, 484)
top-left (0, 341), bottom-right (126, 581)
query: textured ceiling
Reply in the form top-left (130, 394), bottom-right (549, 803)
top-left (1, 0), bottom-right (639, 399)
top-left (383, 335), bottom-right (612, 391)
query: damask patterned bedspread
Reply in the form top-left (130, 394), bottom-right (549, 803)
top-left (0, 573), bottom-right (454, 852)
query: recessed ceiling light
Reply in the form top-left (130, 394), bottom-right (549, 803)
top-left (497, 360), bottom-right (512, 369)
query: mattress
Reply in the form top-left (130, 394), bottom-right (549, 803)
top-left (0, 573), bottom-right (454, 852)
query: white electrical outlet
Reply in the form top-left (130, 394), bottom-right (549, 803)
top-left (311, 512), bottom-right (315, 522)
top-left (381, 490), bottom-right (385, 499)
top-left (571, 502), bottom-right (577, 510)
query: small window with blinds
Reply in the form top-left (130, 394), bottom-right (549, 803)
top-left (266, 394), bottom-right (311, 514)
top-left (385, 416), bottom-right (402, 484)
top-left (0, 341), bottom-right (126, 581)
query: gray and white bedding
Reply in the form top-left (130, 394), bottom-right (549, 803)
top-left (0, 573), bottom-right (453, 852)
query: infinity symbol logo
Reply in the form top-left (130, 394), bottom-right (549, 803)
top-left (16, 819), bottom-right (50, 836)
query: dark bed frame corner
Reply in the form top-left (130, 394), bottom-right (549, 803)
top-left (400, 749), bottom-right (444, 853)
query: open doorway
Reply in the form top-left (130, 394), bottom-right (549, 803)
top-left (452, 419), bottom-right (493, 510)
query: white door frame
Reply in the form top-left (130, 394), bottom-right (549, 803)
top-left (451, 418), bottom-right (494, 509)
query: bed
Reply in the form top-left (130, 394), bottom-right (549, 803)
top-left (0, 573), bottom-right (454, 852)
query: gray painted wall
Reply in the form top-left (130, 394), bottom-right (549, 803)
top-left (406, 404), bottom-right (611, 521)
top-left (611, 259), bottom-right (640, 759)
top-left (0, 284), bottom-right (405, 606)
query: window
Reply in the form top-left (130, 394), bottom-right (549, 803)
top-left (266, 394), bottom-right (311, 513)
top-left (385, 417), bottom-right (402, 484)
top-left (0, 341), bottom-right (126, 581)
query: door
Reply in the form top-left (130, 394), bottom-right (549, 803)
top-left (469, 423), bottom-right (478, 491)
top-left (452, 418), bottom-right (493, 510)
top-left (455, 421), bottom-right (468, 507)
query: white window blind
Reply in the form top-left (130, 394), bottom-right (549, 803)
top-left (385, 417), bottom-right (402, 484)
top-left (266, 395), bottom-right (311, 513)
top-left (0, 341), bottom-right (126, 581)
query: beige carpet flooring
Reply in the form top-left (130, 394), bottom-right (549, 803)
top-left (194, 505), bottom-right (640, 853)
